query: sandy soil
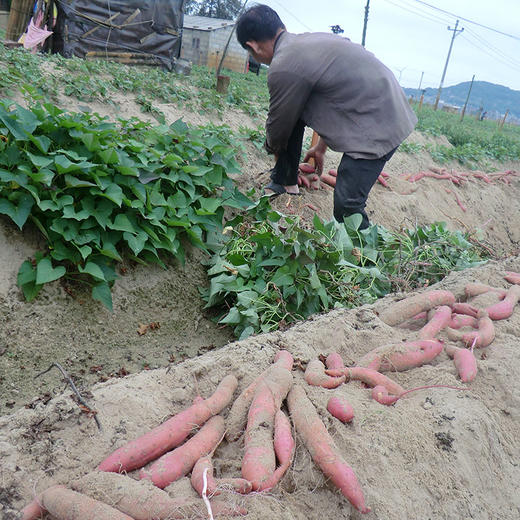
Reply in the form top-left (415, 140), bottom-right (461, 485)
top-left (1, 259), bottom-right (519, 519)
top-left (1, 60), bottom-right (520, 520)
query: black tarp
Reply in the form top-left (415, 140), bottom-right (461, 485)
top-left (52, 0), bottom-right (185, 69)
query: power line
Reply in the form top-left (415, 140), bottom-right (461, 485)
top-left (410, 0), bottom-right (520, 41)
top-left (461, 33), bottom-right (520, 74)
top-left (269, 0), bottom-right (314, 32)
top-left (382, 0), bottom-right (451, 27)
top-left (464, 27), bottom-right (520, 69)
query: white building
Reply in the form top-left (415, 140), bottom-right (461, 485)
top-left (180, 15), bottom-right (248, 73)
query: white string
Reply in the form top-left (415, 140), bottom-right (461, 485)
top-left (202, 468), bottom-right (214, 520)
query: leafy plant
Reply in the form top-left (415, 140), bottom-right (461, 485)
top-left (398, 141), bottom-right (423, 154)
top-left (0, 100), bottom-right (250, 309)
top-left (203, 198), bottom-right (487, 339)
top-left (415, 104), bottom-right (520, 164)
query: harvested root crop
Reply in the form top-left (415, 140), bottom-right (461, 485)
top-left (287, 386), bottom-right (370, 514)
top-left (98, 374), bottom-right (237, 473)
top-left (226, 350), bottom-right (293, 442)
top-left (355, 339), bottom-right (444, 372)
top-left (305, 358), bottom-right (346, 388)
top-left (140, 415), bottom-right (225, 489)
top-left (445, 345), bottom-right (477, 383)
top-left (379, 290), bottom-right (455, 326)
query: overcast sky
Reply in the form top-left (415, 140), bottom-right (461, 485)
top-left (253, 0), bottom-right (520, 92)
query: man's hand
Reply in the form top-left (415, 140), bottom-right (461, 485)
top-left (303, 137), bottom-right (327, 175)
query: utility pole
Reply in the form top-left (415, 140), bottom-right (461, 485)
top-left (460, 74), bottom-right (475, 122)
top-left (396, 67), bottom-right (407, 84)
top-left (499, 110), bottom-right (509, 130)
top-left (361, 0), bottom-right (370, 47)
top-left (418, 71), bottom-right (424, 91)
top-left (434, 19), bottom-right (464, 110)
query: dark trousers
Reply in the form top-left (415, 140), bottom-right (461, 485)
top-left (271, 120), bottom-right (395, 229)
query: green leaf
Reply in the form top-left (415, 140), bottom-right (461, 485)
top-left (170, 118), bottom-right (189, 135)
top-left (0, 193), bottom-right (34, 229)
top-left (168, 190), bottom-right (188, 209)
top-left (343, 213), bottom-right (363, 231)
top-left (26, 152), bottom-right (54, 169)
top-left (308, 264), bottom-right (322, 290)
top-left (36, 257), bottom-right (66, 284)
top-left (28, 168), bottom-right (55, 186)
top-left (110, 214), bottom-right (136, 233)
top-left (93, 183), bottom-right (124, 206)
top-left (75, 244), bottom-right (92, 260)
top-left (28, 134), bottom-right (52, 153)
top-left (124, 231), bottom-right (147, 255)
top-left (98, 148), bottom-right (119, 164)
top-left (55, 155), bottom-right (79, 174)
top-left (17, 260), bottom-right (36, 285)
top-left (79, 261), bottom-right (106, 281)
top-left (198, 197), bottom-right (221, 214)
top-left (238, 326), bottom-right (255, 340)
top-left (219, 307), bottom-right (241, 324)
top-left (0, 105), bottom-right (28, 140)
top-left (65, 175), bottom-right (97, 188)
top-left (182, 165), bottom-right (213, 177)
top-left (92, 282), bottom-right (113, 311)
top-left (17, 260), bottom-right (42, 301)
top-left (63, 205), bottom-right (91, 221)
top-left (271, 269), bottom-right (294, 287)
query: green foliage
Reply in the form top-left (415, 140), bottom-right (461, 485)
top-left (184, 0), bottom-right (243, 20)
top-left (0, 100), bottom-right (250, 309)
top-left (238, 125), bottom-right (265, 150)
top-left (415, 105), bottom-right (520, 165)
top-left (0, 45), bottom-right (269, 123)
top-left (203, 198), bottom-right (486, 339)
top-left (398, 141), bottom-right (423, 154)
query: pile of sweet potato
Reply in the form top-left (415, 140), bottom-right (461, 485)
top-left (20, 272), bottom-right (520, 519)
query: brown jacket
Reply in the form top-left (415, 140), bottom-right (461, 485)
top-left (266, 31), bottom-right (417, 159)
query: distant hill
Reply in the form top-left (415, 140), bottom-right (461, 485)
top-left (403, 81), bottom-right (520, 122)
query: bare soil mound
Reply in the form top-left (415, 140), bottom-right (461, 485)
top-left (1, 258), bottom-right (519, 520)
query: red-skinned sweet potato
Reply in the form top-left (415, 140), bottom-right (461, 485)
top-left (241, 367), bottom-right (293, 490)
top-left (71, 471), bottom-right (246, 519)
top-left (226, 350), bottom-right (293, 442)
top-left (325, 352), bottom-right (345, 370)
top-left (287, 386), bottom-right (370, 514)
top-left (326, 367), bottom-right (405, 396)
top-left (464, 283), bottom-right (507, 299)
top-left (305, 358), bottom-right (346, 388)
top-left (327, 395), bottom-right (354, 423)
top-left (451, 302), bottom-right (480, 318)
top-left (257, 409), bottom-right (295, 491)
top-left (191, 456), bottom-right (253, 497)
top-left (241, 380), bottom-right (276, 490)
top-left (449, 314), bottom-right (478, 329)
top-left (140, 415), bottom-right (225, 489)
top-left (445, 345), bottom-right (477, 383)
top-left (355, 339), bottom-right (444, 372)
top-left (485, 285), bottom-right (520, 320)
top-left (39, 485), bottom-right (134, 520)
top-left (299, 162), bottom-right (316, 174)
top-left (504, 271), bottom-right (520, 285)
top-left (446, 310), bottom-right (495, 348)
top-left (98, 375), bottom-right (237, 473)
top-left (418, 306), bottom-right (452, 339)
top-left (379, 290), bottom-right (455, 326)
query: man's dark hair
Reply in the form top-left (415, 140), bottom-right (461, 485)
top-left (236, 4), bottom-right (285, 49)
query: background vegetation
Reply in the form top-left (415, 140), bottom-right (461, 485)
top-left (0, 43), bottom-right (515, 337)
